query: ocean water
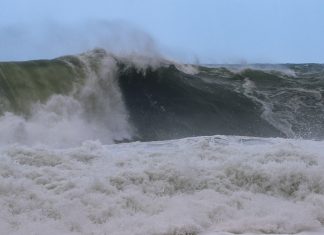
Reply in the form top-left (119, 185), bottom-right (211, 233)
top-left (0, 49), bottom-right (324, 234)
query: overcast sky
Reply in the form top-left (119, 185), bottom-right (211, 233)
top-left (1, 0), bottom-right (324, 63)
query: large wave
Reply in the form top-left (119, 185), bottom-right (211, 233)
top-left (0, 49), bottom-right (323, 147)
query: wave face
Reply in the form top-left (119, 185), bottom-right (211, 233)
top-left (0, 49), bottom-right (324, 146)
top-left (118, 63), bottom-right (324, 141)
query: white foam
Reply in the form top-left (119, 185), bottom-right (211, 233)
top-left (0, 135), bottom-right (323, 234)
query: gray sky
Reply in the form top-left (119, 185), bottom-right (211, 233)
top-left (1, 0), bottom-right (324, 63)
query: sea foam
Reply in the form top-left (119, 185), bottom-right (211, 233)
top-left (0, 135), bottom-right (323, 234)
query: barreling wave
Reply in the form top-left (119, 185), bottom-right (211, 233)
top-left (0, 49), bottom-right (323, 146)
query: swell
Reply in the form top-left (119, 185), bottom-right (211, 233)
top-left (0, 49), bottom-right (323, 146)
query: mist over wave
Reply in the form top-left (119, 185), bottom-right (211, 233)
top-left (0, 21), bottom-right (161, 62)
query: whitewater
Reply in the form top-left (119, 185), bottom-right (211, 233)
top-left (0, 49), bottom-right (324, 234)
top-left (1, 136), bottom-right (324, 235)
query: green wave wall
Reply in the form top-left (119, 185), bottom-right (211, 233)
top-left (0, 57), bottom-right (86, 115)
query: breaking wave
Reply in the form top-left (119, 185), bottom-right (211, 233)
top-left (0, 49), bottom-right (323, 147)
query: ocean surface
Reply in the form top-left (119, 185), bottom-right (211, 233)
top-left (0, 49), bottom-right (323, 234)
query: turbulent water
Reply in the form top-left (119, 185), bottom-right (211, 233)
top-left (0, 49), bottom-right (324, 234)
